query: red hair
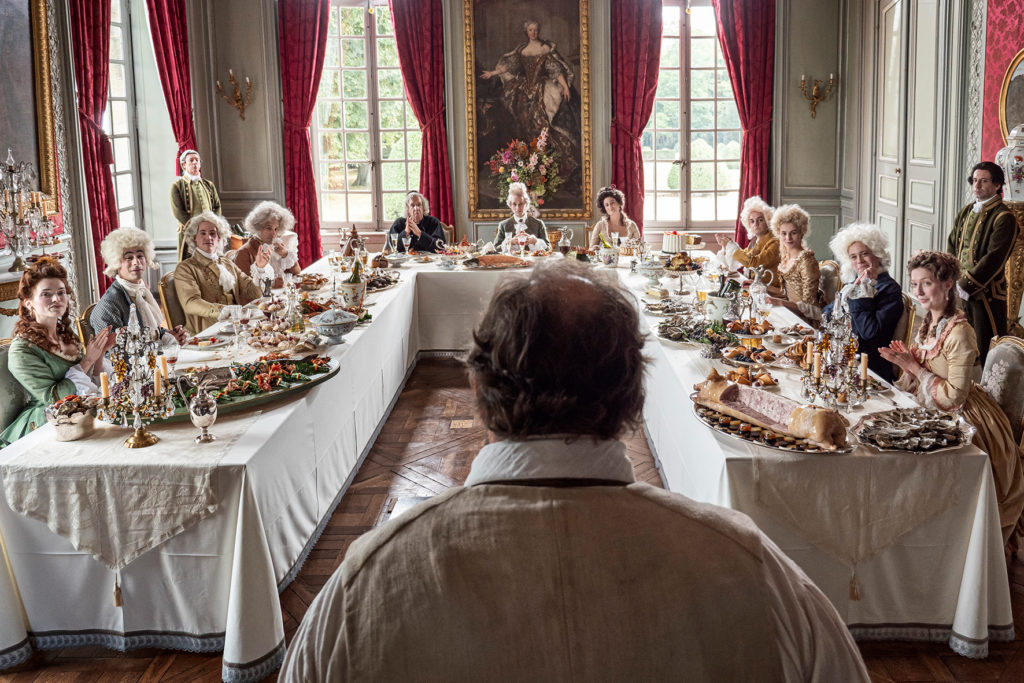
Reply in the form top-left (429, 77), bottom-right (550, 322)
top-left (13, 257), bottom-right (79, 353)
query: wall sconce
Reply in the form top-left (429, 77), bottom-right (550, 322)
top-left (216, 69), bottom-right (254, 121)
top-left (800, 73), bottom-right (836, 119)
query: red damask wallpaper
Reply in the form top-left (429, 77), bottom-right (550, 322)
top-left (982, 0), bottom-right (1024, 160)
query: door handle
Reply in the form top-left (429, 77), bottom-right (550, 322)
top-left (894, 167), bottom-right (902, 176)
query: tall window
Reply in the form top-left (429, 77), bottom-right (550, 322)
top-left (105, 0), bottom-right (142, 229)
top-left (642, 1), bottom-right (741, 228)
top-left (312, 2), bottom-right (422, 231)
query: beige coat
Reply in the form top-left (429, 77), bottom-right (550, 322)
top-left (173, 253), bottom-right (262, 333)
top-left (281, 438), bottom-right (868, 682)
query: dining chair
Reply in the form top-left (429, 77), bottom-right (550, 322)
top-left (0, 339), bottom-right (29, 438)
top-left (982, 335), bottom-right (1024, 448)
top-left (818, 259), bottom-right (841, 304)
top-left (1002, 204), bottom-right (1023, 337)
top-left (76, 303), bottom-right (96, 346)
top-left (158, 271), bottom-right (186, 330)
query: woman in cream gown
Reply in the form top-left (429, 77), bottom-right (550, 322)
top-left (881, 251), bottom-right (1024, 544)
top-left (766, 203), bottom-right (823, 322)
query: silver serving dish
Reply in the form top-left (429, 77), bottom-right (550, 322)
top-left (384, 253), bottom-right (410, 267)
top-left (311, 309), bottom-right (359, 343)
top-left (850, 408), bottom-right (975, 454)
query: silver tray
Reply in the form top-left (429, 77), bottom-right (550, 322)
top-left (689, 392), bottom-right (853, 454)
top-left (850, 408), bottom-right (975, 454)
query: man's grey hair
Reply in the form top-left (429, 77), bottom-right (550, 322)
top-left (244, 201), bottom-right (296, 236)
top-left (183, 211), bottom-right (231, 253)
top-left (402, 192), bottom-right (430, 218)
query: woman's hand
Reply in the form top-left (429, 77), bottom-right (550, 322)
top-left (82, 326), bottom-right (114, 374)
top-left (879, 340), bottom-right (921, 377)
top-left (255, 245), bottom-right (271, 268)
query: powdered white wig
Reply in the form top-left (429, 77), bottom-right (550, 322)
top-left (100, 226), bottom-right (157, 277)
top-left (739, 196), bottom-right (774, 240)
top-left (769, 204), bottom-right (811, 247)
top-left (829, 222), bottom-right (892, 281)
top-left (506, 181), bottom-right (531, 209)
top-left (183, 211), bottom-right (231, 253)
top-left (243, 201), bottom-right (296, 236)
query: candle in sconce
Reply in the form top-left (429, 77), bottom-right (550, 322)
top-left (154, 371), bottom-right (162, 397)
top-left (216, 80), bottom-right (222, 90)
top-left (100, 372), bottom-right (110, 399)
top-left (813, 352), bottom-right (822, 379)
top-left (860, 352), bottom-right (868, 382)
top-left (160, 355), bottom-right (169, 380)
top-left (229, 68), bottom-right (234, 78)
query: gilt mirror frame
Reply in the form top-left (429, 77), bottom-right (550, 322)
top-left (999, 47), bottom-right (1024, 144)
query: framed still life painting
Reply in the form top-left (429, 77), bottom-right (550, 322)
top-left (463, 0), bottom-right (592, 220)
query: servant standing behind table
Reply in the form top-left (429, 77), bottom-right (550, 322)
top-left (170, 150), bottom-right (221, 261)
top-left (947, 161), bottom-right (1018, 365)
top-left (281, 259), bottom-right (870, 682)
top-left (881, 251), bottom-right (1024, 545)
top-left (714, 195), bottom-right (780, 286)
top-left (588, 185), bottom-right (640, 248)
top-left (494, 181), bottom-right (548, 253)
top-left (234, 201), bottom-right (301, 288)
top-left (1, 259), bottom-right (114, 447)
top-left (822, 223), bottom-right (903, 383)
top-left (766, 204), bottom-right (824, 323)
top-left (173, 211), bottom-right (264, 334)
top-left (388, 192), bottom-right (445, 253)
top-left (91, 227), bottom-right (188, 345)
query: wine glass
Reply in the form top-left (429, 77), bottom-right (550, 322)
top-left (162, 338), bottom-right (180, 379)
top-left (402, 235), bottom-right (412, 253)
top-left (517, 231), bottom-right (528, 256)
top-left (230, 307), bottom-right (243, 355)
top-left (611, 231), bottom-right (620, 246)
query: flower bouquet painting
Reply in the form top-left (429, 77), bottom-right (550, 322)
top-left (485, 128), bottom-right (565, 213)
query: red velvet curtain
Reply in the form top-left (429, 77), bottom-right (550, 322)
top-left (389, 0), bottom-right (454, 228)
top-left (713, 0), bottom-right (774, 248)
top-left (145, 0), bottom-right (197, 175)
top-left (610, 1), bottom-right (662, 235)
top-left (69, 0), bottom-right (118, 292)
top-left (279, 0), bottom-right (329, 267)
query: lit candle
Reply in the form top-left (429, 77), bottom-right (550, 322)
top-left (160, 355), bottom-right (169, 380)
top-left (216, 80), bottom-right (222, 90)
top-left (154, 371), bottom-right (162, 397)
top-left (860, 352), bottom-right (868, 383)
top-left (805, 341), bottom-right (812, 367)
top-left (100, 372), bottom-right (110, 399)
top-left (229, 68), bottom-right (234, 79)
top-left (813, 352), bottom-right (821, 379)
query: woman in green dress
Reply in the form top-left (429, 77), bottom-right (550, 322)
top-left (1, 258), bottom-right (114, 446)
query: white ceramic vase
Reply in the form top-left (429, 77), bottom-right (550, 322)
top-left (995, 124), bottom-right (1024, 202)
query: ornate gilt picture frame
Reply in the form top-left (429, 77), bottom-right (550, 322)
top-left (463, 0), bottom-right (592, 220)
top-left (999, 47), bottom-right (1024, 144)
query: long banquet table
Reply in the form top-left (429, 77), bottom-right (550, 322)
top-left (0, 256), bottom-right (1013, 680)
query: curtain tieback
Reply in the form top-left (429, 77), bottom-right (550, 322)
top-left (283, 119), bottom-right (311, 132)
top-left (419, 106), bottom-right (446, 132)
top-left (741, 119), bottom-right (772, 134)
top-left (79, 115), bottom-right (115, 164)
top-left (611, 117), bottom-right (641, 142)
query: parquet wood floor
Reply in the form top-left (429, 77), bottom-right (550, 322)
top-left (2, 357), bottom-right (1022, 682)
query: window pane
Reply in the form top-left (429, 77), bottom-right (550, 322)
top-left (342, 71), bottom-right (366, 98)
top-left (324, 162), bottom-right (345, 190)
top-left (655, 131), bottom-right (680, 160)
top-left (656, 161), bottom-right (679, 191)
top-left (320, 132), bottom-right (344, 159)
top-left (113, 137), bottom-right (131, 172)
top-left (691, 101), bottom-right (714, 129)
top-left (319, 70), bottom-right (341, 98)
top-left (405, 101), bottom-right (418, 125)
top-left (691, 132), bottom-right (714, 160)
top-left (111, 100), bottom-right (129, 136)
top-left (349, 193), bottom-right (373, 221)
top-left (345, 132), bottom-right (369, 160)
top-left (380, 162), bottom-right (406, 190)
top-left (663, 5), bottom-right (681, 36)
top-left (339, 8), bottom-right (364, 36)
top-left (716, 101), bottom-right (740, 129)
top-left (644, 191), bottom-right (655, 221)
top-left (378, 100), bottom-right (404, 128)
top-left (380, 131), bottom-right (405, 160)
top-left (116, 174), bottom-right (134, 209)
top-left (110, 26), bottom-right (123, 61)
top-left (382, 192), bottom-right (405, 220)
top-left (643, 161), bottom-right (655, 189)
top-left (690, 6), bottom-right (717, 37)
top-left (641, 131), bottom-right (654, 155)
top-left (690, 70), bottom-right (714, 99)
top-left (690, 162), bottom-right (714, 191)
top-left (656, 194), bottom-right (681, 222)
top-left (655, 100), bottom-right (680, 129)
top-left (348, 163), bottom-right (371, 190)
top-left (408, 161), bottom-right (420, 186)
top-left (690, 38), bottom-right (715, 68)
top-left (691, 193), bottom-right (715, 221)
top-left (375, 7), bottom-right (393, 35)
top-left (407, 130), bottom-right (422, 158)
top-left (716, 69), bottom-right (733, 100)
top-left (716, 42), bottom-right (727, 68)
top-left (323, 193), bottom-right (347, 221)
top-left (119, 209), bottom-right (135, 228)
top-left (109, 64), bottom-right (126, 98)
top-left (325, 40), bottom-right (341, 68)
top-left (341, 38), bottom-right (364, 67)
top-left (661, 37), bottom-right (680, 68)
top-left (716, 131), bottom-right (741, 159)
top-left (656, 69), bottom-right (679, 99)
top-left (717, 161), bottom-right (740, 191)
top-left (377, 38), bottom-right (399, 67)
top-left (319, 101), bottom-right (342, 129)
top-left (344, 101), bottom-right (368, 129)
top-left (717, 192), bottom-right (739, 221)
top-left (110, 0), bottom-right (121, 23)
top-left (378, 69), bottom-right (403, 98)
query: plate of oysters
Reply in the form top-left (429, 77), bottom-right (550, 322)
top-left (851, 408), bottom-right (975, 453)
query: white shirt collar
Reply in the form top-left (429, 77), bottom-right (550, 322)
top-left (464, 437), bottom-right (635, 486)
top-left (972, 194), bottom-right (998, 213)
top-left (194, 247), bottom-right (220, 261)
top-left (182, 171), bottom-right (202, 182)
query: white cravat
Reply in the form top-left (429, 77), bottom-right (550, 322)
top-left (972, 195), bottom-right (997, 213)
top-left (195, 248), bottom-right (237, 292)
top-left (115, 276), bottom-right (164, 332)
top-left (182, 171), bottom-right (202, 183)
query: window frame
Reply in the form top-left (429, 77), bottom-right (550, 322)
top-left (642, 0), bottom-right (742, 232)
top-left (105, 0), bottom-right (145, 230)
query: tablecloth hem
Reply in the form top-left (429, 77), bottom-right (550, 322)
top-left (222, 639), bottom-right (285, 683)
top-left (848, 623), bottom-right (1015, 659)
top-left (0, 637), bottom-right (32, 669)
top-left (28, 629), bottom-right (226, 654)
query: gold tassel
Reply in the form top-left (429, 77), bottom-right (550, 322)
top-left (849, 568), bottom-right (861, 601)
top-left (113, 573), bottom-right (123, 607)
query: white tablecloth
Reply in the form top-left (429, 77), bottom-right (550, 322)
top-left (0, 259), bottom-right (1011, 680)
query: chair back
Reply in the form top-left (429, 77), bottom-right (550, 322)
top-left (0, 340), bottom-right (29, 437)
top-left (981, 336), bottom-right (1024, 448)
top-left (585, 226), bottom-right (594, 248)
top-left (159, 271), bottom-right (185, 330)
top-left (441, 223), bottom-right (454, 246)
top-left (818, 260), bottom-right (841, 304)
top-left (1003, 203), bottom-right (1024, 337)
top-left (76, 303), bottom-right (97, 346)
top-left (892, 293), bottom-right (916, 348)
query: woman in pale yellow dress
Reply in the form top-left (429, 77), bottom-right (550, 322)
top-left (881, 251), bottom-right (1024, 544)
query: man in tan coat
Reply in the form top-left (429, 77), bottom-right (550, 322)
top-left (281, 260), bottom-right (868, 681)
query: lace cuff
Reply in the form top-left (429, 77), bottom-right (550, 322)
top-left (66, 364), bottom-right (99, 395)
top-left (918, 370), bottom-right (962, 412)
top-left (249, 262), bottom-right (273, 283)
top-left (842, 279), bottom-right (877, 300)
top-left (723, 240), bottom-right (741, 269)
top-left (797, 301), bottom-right (823, 322)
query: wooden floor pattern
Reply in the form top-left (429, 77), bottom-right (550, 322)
top-left (2, 357), bottom-right (1022, 682)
